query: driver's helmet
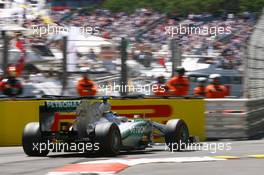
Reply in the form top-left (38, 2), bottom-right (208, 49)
top-left (99, 102), bottom-right (111, 114)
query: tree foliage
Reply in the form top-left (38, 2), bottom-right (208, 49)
top-left (102, 0), bottom-right (264, 15)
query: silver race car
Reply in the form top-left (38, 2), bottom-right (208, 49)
top-left (22, 98), bottom-right (190, 156)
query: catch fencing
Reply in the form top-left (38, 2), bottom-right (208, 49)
top-left (245, 9), bottom-right (264, 98)
top-left (206, 10), bottom-right (264, 139)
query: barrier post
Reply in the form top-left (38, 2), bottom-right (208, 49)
top-left (120, 37), bottom-right (128, 96)
top-left (61, 36), bottom-right (68, 96)
top-left (170, 39), bottom-right (182, 77)
top-left (1, 31), bottom-right (9, 76)
top-left (170, 39), bottom-right (176, 77)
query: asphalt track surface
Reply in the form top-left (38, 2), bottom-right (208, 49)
top-left (0, 139), bottom-right (263, 175)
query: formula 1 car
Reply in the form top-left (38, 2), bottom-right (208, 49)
top-left (22, 99), bottom-right (190, 156)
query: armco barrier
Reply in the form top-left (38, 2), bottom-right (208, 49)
top-left (0, 98), bottom-right (205, 146)
top-left (205, 98), bottom-right (264, 139)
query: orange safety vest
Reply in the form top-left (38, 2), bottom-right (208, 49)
top-left (193, 86), bottom-right (206, 97)
top-left (76, 78), bottom-right (97, 96)
top-left (205, 84), bottom-right (227, 98)
top-left (166, 76), bottom-right (189, 96)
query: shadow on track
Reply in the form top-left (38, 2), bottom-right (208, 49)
top-left (47, 147), bottom-right (167, 158)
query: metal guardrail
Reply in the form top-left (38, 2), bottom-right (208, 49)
top-left (246, 9), bottom-right (264, 98)
top-left (205, 98), bottom-right (264, 139)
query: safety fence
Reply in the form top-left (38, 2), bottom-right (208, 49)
top-left (205, 98), bottom-right (264, 139)
top-left (245, 9), bottom-right (264, 98)
top-left (202, 10), bottom-right (264, 139)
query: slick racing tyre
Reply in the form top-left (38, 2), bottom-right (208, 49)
top-left (165, 119), bottom-right (189, 151)
top-left (95, 122), bottom-right (121, 156)
top-left (22, 122), bottom-right (49, 156)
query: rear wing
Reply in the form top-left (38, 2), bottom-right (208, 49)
top-left (39, 100), bottom-right (80, 132)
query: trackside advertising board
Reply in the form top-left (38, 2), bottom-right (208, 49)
top-left (0, 98), bottom-right (205, 146)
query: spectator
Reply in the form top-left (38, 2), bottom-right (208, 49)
top-left (166, 67), bottom-right (189, 96)
top-left (0, 66), bottom-right (23, 97)
top-left (205, 74), bottom-right (227, 98)
top-left (193, 77), bottom-right (207, 97)
top-left (76, 74), bottom-right (97, 96)
top-left (88, 49), bottom-right (97, 60)
top-left (154, 75), bottom-right (167, 96)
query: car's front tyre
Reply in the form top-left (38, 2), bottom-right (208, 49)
top-left (165, 119), bottom-right (189, 151)
top-left (95, 122), bottom-right (121, 156)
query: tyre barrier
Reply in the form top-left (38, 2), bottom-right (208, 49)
top-left (205, 98), bottom-right (264, 139)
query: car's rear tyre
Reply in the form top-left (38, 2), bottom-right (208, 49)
top-left (165, 119), bottom-right (189, 151)
top-left (95, 122), bottom-right (121, 156)
top-left (22, 122), bottom-right (49, 156)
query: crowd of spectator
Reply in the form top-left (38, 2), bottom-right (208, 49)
top-left (47, 9), bottom-right (256, 70)
top-left (4, 8), bottom-right (257, 72)
top-left (51, 9), bottom-right (164, 42)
